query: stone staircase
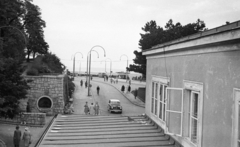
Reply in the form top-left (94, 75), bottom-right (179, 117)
top-left (38, 114), bottom-right (179, 147)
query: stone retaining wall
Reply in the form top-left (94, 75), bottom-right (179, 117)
top-left (23, 75), bottom-right (66, 115)
top-left (0, 113), bottom-right (46, 127)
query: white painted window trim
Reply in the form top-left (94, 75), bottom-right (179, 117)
top-left (159, 84), bottom-right (167, 122)
top-left (165, 87), bottom-right (184, 136)
top-left (232, 88), bottom-right (240, 147)
top-left (189, 91), bottom-right (200, 145)
top-left (151, 75), bottom-right (170, 118)
top-left (183, 80), bottom-right (203, 147)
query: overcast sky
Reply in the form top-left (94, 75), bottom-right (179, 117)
top-left (32, 0), bottom-right (240, 74)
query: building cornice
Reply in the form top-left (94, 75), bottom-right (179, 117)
top-left (143, 20), bottom-right (240, 57)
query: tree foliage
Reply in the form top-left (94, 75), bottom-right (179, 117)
top-left (128, 19), bottom-right (207, 77)
top-left (42, 52), bottom-right (66, 73)
top-left (0, 0), bottom-right (49, 118)
top-left (24, 0), bottom-right (49, 61)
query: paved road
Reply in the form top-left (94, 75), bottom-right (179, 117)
top-left (72, 77), bottom-right (145, 116)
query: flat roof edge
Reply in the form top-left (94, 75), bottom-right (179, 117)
top-left (142, 20), bottom-right (240, 54)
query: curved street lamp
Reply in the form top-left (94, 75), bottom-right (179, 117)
top-left (100, 58), bottom-right (112, 75)
top-left (120, 54), bottom-right (129, 73)
top-left (100, 60), bottom-right (107, 73)
top-left (0, 25), bottom-right (27, 49)
top-left (86, 50), bottom-right (99, 80)
top-left (88, 45), bottom-right (106, 96)
top-left (105, 58), bottom-right (112, 76)
top-left (71, 52), bottom-right (83, 77)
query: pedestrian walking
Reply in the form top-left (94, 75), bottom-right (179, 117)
top-left (84, 102), bottom-right (89, 115)
top-left (134, 89), bottom-right (138, 99)
top-left (127, 85), bottom-right (131, 93)
top-left (94, 102), bottom-right (100, 115)
top-left (129, 80), bottom-right (131, 85)
top-left (22, 127), bottom-right (32, 147)
top-left (85, 81), bottom-right (87, 88)
top-left (13, 125), bottom-right (21, 147)
top-left (97, 86), bottom-right (100, 95)
top-left (80, 80), bottom-right (83, 87)
top-left (116, 79), bottom-right (118, 84)
top-left (89, 102), bottom-right (95, 115)
top-left (26, 102), bottom-right (30, 112)
top-left (121, 85), bottom-right (125, 93)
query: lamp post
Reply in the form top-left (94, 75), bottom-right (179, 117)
top-left (79, 61), bottom-right (81, 76)
top-left (105, 58), bottom-right (112, 77)
top-left (120, 54), bottom-right (129, 72)
top-left (72, 52), bottom-right (83, 77)
top-left (86, 50), bottom-right (99, 80)
top-left (88, 45), bottom-right (106, 96)
top-left (100, 60), bottom-right (107, 73)
top-left (0, 25), bottom-right (27, 50)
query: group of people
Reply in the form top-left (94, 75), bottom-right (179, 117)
top-left (13, 125), bottom-right (32, 147)
top-left (84, 101), bottom-right (100, 115)
top-left (64, 102), bottom-right (74, 114)
top-left (121, 85), bottom-right (138, 99)
top-left (121, 85), bottom-right (131, 93)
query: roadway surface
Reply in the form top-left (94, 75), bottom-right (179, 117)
top-left (72, 76), bottom-right (145, 116)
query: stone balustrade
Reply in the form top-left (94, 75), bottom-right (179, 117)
top-left (0, 113), bottom-right (46, 127)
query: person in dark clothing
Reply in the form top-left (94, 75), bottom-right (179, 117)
top-left (26, 102), bottom-right (30, 112)
top-left (127, 85), bottom-right (131, 93)
top-left (134, 89), bottom-right (138, 99)
top-left (80, 80), bottom-right (83, 87)
top-left (85, 81), bottom-right (87, 88)
top-left (13, 125), bottom-right (21, 147)
top-left (97, 86), bottom-right (100, 95)
top-left (121, 85), bottom-right (125, 93)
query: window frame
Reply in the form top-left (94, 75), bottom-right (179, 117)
top-left (183, 80), bottom-right (203, 147)
top-left (151, 76), bottom-right (170, 124)
top-left (165, 87), bottom-right (184, 136)
top-left (232, 88), bottom-right (240, 147)
top-left (189, 91), bottom-right (200, 144)
top-left (159, 84), bottom-right (168, 122)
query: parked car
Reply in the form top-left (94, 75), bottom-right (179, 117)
top-left (108, 99), bottom-right (122, 113)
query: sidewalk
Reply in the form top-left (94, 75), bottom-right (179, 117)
top-left (92, 77), bottom-right (145, 108)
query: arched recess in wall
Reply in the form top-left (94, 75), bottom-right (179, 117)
top-left (37, 96), bottom-right (53, 111)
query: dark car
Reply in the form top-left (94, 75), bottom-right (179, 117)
top-left (108, 99), bottom-right (122, 113)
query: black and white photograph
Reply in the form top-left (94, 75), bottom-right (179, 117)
top-left (0, 0), bottom-right (240, 146)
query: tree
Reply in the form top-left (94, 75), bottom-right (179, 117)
top-left (24, 0), bottom-right (48, 61)
top-left (0, 58), bottom-right (30, 118)
top-left (42, 52), bottom-right (66, 73)
top-left (0, 0), bottom-right (48, 118)
top-left (0, 0), bottom-right (30, 118)
top-left (128, 19), bottom-right (206, 77)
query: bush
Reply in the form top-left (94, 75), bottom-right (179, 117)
top-left (26, 68), bottom-right (39, 75)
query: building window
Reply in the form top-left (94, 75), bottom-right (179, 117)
top-left (233, 88), bottom-right (240, 147)
top-left (151, 82), bottom-right (155, 113)
top-left (166, 87), bottom-right (183, 136)
top-left (183, 80), bottom-right (203, 147)
top-left (159, 84), bottom-right (167, 122)
top-left (151, 76), bottom-right (169, 123)
top-left (151, 82), bottom-right (158, 115)
top-left (155, 83), bottom-right (158, 115)
top-left (189, 91), bottom-right (199, 144)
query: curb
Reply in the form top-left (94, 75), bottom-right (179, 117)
top-left (92, 80), bottom-right (145, 108)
